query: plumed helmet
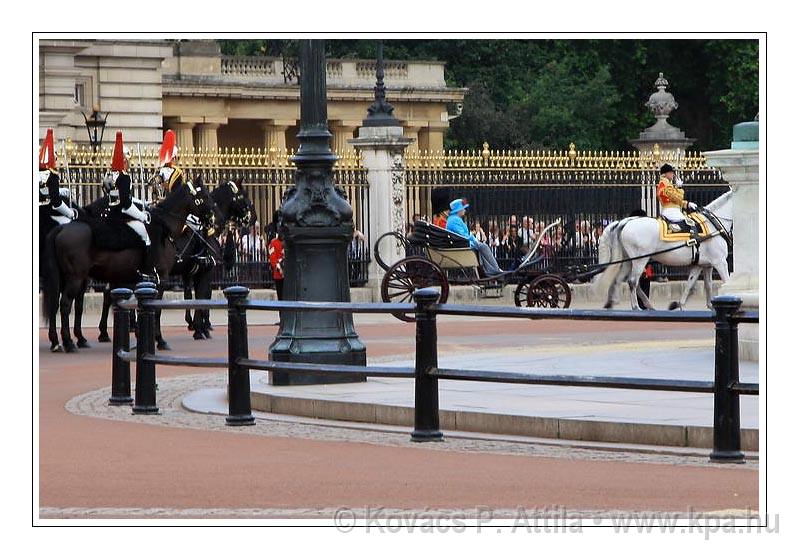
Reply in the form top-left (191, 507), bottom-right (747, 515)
top-left (110, 131), bottom-right (127, 172)
top-left (39, 128), bottom-right (56, 171)
top-left (158, 129), bottom-right (178, 167)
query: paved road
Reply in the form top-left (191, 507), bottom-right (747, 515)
top-left (38, 317), bottom-right (757, 517)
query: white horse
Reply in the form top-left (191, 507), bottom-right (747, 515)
top-left (592, 190), bottom-right (733, 310)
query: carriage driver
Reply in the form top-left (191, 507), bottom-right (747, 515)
top-left (107, 131), bottom-right (157, 280)
top-left (657, 163), bottom-right (698, 231)
top-left (445, 198), bottom-right (505, 276)
top-left (38, 128), bottom-right (78, 224)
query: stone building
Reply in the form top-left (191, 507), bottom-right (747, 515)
top-left (38, 39), bottom-right (467, 152)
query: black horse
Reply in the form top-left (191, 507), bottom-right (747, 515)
top-left (95, 178), bottom-right (254, 342)
top-left (42, 176), bottom-right (218, 352)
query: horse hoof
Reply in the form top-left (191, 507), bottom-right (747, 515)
top-left (202, 331), bottom-right (212, 340)
top-left (77, 339), bottom-right (91, 349)
top-left (98, 332), bottom-right (111, 343)
top-left (207, 325), bottom-right (214, 331)
top-left (64, 342), bottom-right (77, 353)
top-left (157, 341), bottom-right (171, 351)
top-left (50, 344), bottom-right (63, 353)
top-left (193, 331), bottom-right (205, 341)
top-left (668, 301), bottom-right (680, 311)
top-left (187, 324), bottom-right (195, 332)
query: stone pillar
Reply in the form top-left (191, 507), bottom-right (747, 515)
top-left (705, 147), bottom-right (759, 361)
top-left (260, 119), bottom-right (293, 152)
top-left (402, 122), bottom-right (423, 154)
top-left (194, 122), bottom-right (220, 151)
top-left (330, 120), bottom-right (359, 154)
top-left (419, 125), bottom-right (446, 153)
top-left (173, 122), bottom-right (195, 152)
top-left (349, 126), bottom-right (414, 283)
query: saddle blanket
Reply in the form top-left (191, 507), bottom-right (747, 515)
top-left (87, 217), bottom-right (146, 251)
top-left (657, 211), bottom-right (710, 242)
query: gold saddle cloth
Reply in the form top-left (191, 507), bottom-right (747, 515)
top-left (657, 211), bottom-right (710, 242)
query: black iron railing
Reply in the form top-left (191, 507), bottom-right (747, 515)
top-left (110, 284), bottom-right (758, 463)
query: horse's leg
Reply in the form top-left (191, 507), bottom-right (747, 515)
top-left (713, 260), bottom-right (731, 284)
top-left (155, 285), bottom-right (171, 351)
top-left (59, 287), bottom-right (78, 353)
top-left (702, 267), bottom-right (715, 309)
top-left (98, 285), bottom-right (112, 342)
top-left (671, 267), bottom-right (702, 311)
top-left (74, 281), bottom-right (90, 348)
top-left (627, 259), bottom-right (648, 311)
top-left (184, 273), bottom-right (194, 331)
top-left (48, 304), bottom-right (62, 353)
top-left (604, 262), bottom-right (630, 309)
top-left (199, 269), bottom-right (213, 339)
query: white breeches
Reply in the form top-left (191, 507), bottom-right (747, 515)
top-left (126, 220), bottom-right (151, 246)
top-left (660, 207), bottom-right (684, 222)
top-left (50, 215), bottom-right (71, 225)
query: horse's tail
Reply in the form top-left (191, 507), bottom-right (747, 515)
top-left (591, 220), bottom-right (625, 301)
top-left (42, 226), bottom-right (62, 325)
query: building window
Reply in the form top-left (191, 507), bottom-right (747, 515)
top-left (74, 83), bottom-right (85, 107)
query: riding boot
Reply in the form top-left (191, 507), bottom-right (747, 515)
top-left (138, 244), bottom-right (160, 284)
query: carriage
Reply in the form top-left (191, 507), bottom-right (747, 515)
top-left (373, 218), bottom-right (573, 321)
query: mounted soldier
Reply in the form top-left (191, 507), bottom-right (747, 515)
top-left (38, 128), bottom-right (78, 225)
top-left (154, 129), bottom-right (185, 195)
top-left (106, 131), bottom-right (157, 281)
top-left (657, 163), bottom-right (698, 232)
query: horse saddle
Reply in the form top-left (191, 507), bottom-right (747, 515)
top-left (657, 212), bottom-right (710, 243)
top-left (88, 216), bottom-right (146, 251)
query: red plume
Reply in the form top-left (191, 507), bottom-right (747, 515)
top-left (39, 128), bottom-right (56, 171)
top-left (111, 131), bottom-right (125, 172)
top-left (158, 129), bottom-right (177, 167)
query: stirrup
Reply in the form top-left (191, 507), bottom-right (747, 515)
top-left (137, 270), bottom-right (160, 285)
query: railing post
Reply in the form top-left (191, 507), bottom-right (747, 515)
top-left (132, 285), bottom-right (159, 415)
top-left (108, 288), bottom-right (134, 406)
top-left (224, 286), bottom-right (255, 426)
top-left (710, 295), bottom-right (745, 463)
top-left (411, 288), bottom-right (443, 442)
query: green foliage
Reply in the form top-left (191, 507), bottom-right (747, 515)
top-left (219, 39), bottom-right (759, 151)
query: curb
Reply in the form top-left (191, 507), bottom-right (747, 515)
top-left (247, 390), bottom-right (758, 451)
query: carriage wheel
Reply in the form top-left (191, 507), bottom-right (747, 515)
top-left (381, 257), bottom-right (449, 322)
top-left (513, 280), bottom-right (531, 307)
top-left (526, 274), bottom-right (572, 309)
top-left (373, 231), bottom-right (411, 272)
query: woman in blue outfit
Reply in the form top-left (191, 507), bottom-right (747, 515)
top-left (445, 198), bottom-right (505, 276)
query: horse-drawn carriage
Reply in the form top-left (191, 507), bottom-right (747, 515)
top-left (373, 218), bottom-right (573, 321)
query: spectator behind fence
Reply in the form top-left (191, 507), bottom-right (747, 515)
top-left (519, 216), bottom-right (536, 249)
top-left (471, 221), bottom-right (487, 243)
top-left (502, 224), bottom-right (525, 268)
top-left (487, 220), bottom-right (501, 250)
top-left (239, 220), bottom-right (266, 260)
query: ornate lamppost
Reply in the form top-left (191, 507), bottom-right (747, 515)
top-left (362, 40), bottom-right (401, 128)
top-left (268, 39), bottom-right (366, 385)
top-left (82, 104), bottom-right (109, 151)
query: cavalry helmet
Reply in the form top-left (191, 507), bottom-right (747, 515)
top-left (39, 128), bottom-right (56, 171)
top-left (158, 129), bottom-right (178, 167)
top-left (659, 163), bottom-right (675, 175)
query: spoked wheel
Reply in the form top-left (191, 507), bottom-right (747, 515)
top-left (526, 274), bottom-right (572, 309)
top-left (513, 280), bottom-right (531, 307)
top-left (374, 231), bottom-right (411, 272)
top-left (381, 257), bottom-right (449, 322)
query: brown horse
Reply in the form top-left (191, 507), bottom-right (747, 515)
top-left (43, 176), bottom-right (218, 352)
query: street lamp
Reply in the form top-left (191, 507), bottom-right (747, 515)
top-left (362, 40), bottom-right (400, 127)
top-left (268, 39), bottom-right (367, 385)
top-left (82, 104), bottom-right (109, 151)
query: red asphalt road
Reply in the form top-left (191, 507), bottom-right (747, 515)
top-left (38, 319), bottom-right (757, 512)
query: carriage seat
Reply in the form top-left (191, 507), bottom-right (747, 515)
top-left (410, 220), bottom-right (471, 249)
top-left (410, 220), bottom-right (479, 270)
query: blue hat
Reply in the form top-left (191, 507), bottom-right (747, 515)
top-left (449, 198), bottom-right (469, 213)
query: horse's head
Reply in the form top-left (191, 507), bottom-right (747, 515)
top-left (185, 175), bottom-right (221, 234)
top-left (218, 176), bottom-right (255, 228)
